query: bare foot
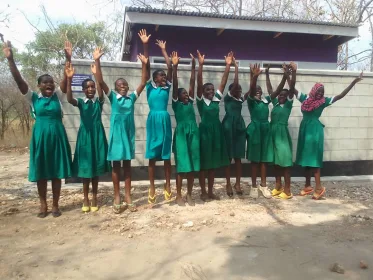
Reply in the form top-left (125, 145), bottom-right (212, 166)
top-left (176, 196), bottom-right (185, 206)
top-left (233, 183), bottom-right (243, 195)
top-left (186, 194), bottom-right (195, 206)
top-left (226, 183), bottom-right (233, 197)
top-left (91, 196), bottom-right (97, 208)
top-left (200, 193), bottom-right (209, 202)
top-left (208, 193), bottom-right (220, 200)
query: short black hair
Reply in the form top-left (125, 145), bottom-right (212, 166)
top-left (280, 88), bottom-right (289, 94)
top-left (37, 74), bottom-right (53, 85)
top-left (82, 78), bottom-right (95, 89)
top-left (202, 83), bottom-right (213, 91)
top-left (114, 78), bottom-right (128, 87)
top-left (152, 70), bottom-right (165, 81)
top-left (177, 88), bottom-right (187, 97)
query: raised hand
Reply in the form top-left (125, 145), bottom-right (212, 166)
top-left (65, 62), bottom-right (75, 78)
top-left (225, 51), bottom-right (234, 65)
top-left (232, 57), bottom-right (238, 67)
top-left (197, 50), bottom-right (205, 65)
top-left (282, 63), bottom-right (291, 75)
top-left (137, 53), bottom-right (148, 65)
top-left (265, 64), bottom-right (270, 74)
top-left (91, 63), bottom-right (96, 75)
top-left (64, 40), bottom-right (72, 61)
top-left (155, 39), bottom-right (166, 50)
top-left (138, 29), bottom-right (151, 44)
top-left (251, 63), bottom-right (262, 77)
top-left (93, 46), bottom-right (104, 61)
top-left (3, 41), bottom-right (13, 59)
top-left (355, 71), bottom-right (363, 83)
top-left (190, 53), bottom-right (196, 67)
top-left (171, 51), bottom-right (180, 66)
top-left (289, 61), bottom-right (297, 72)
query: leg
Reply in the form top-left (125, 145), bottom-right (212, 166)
top-left (225, 159), bottom-right (233, 197)
top-left (199, 170), bottom-right (208, 201)
top-left (112, 161), bottom-right (121, 206)
top-left (148, 159), bottom-right (156, 198)
top-left (251, 162), bottom-right (258, 188)
top-left (260, 162), bottom-right (267, 187)
top-left (164, 159), bottom-right (171, 194)
top-left (208, 169), bottom-right (220, 200)
top-left (82, 178), bottom-right (90, 207)
top-left (51, 178), bottom-right (62, 217)
top-left (300, 167), bottom-right (314, 196)
top-left (123, 160), bottom-right (137, 211)
top-left (37, 179), bottom-right (47, 218)
top-left (274, 165), bottom-right (283, 191)
top-left (283, 167), bottom-right (291, 196)
top-left (233, 158), bottom-right (243, 194)
top-left (91, 176), bottom-right (99, 208)
top-left (313, 168), bottom-right (324, 193)
top-left (176, 173), bottom-right (185, 206)
top-left (186, 172), bottom-right (195, 206)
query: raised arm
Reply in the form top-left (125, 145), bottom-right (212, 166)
top-left (65, 62), bottom-right (78, 106)
top-left (333, 72), bottom-right (363, 103)
top-left (60, 40), bottom-right (72, 93)
top-left (138, 29), bottom-right (151, 80)
top-left (288, 62), bottom-right (297, 99)
top-left (196, 50), bottom-right (205, 99)
top-left (3, 41), bottom-right (28, 94)
top-left (270, 64), bottom-right (289, 100)
top-left (171, 51), bottom-right (180, 100)
top-left (244, 63), bottom-right (261, 100)
top-left (189, 54), bottom-right (196, 99)
top-left (155, 40), bottom-right (172, 82)
top-left (93, 47), bottom-right (109, 95)
top-left (265, 65), bottom-right (274, 97)
top-left (218, 51), bottom-right (233, 93)
top-left (135, 53), bottom-right (149, 95)
top-left (90, 63), bottom-right (104, 102)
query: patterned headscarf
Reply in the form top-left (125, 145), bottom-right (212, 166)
top-left (301, 83), bottom-right (325, 112)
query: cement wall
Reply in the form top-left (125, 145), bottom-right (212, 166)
top-left (64, 59), bottom-right (373, 170)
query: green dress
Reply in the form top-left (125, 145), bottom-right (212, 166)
top-left (222, 93), bottom-right (246, 159)
top-left (296, 93), bottom-right (333, 168)
top-left (197, 92), bottom-right (229, 170)
top-left (72, 98), bottom-right (110, 178)
top-left (172, 98), bottom-right (200, 173)
top-left (246, 96), bottom-right (273, 163)
top-left (107, 90), bottom-right (137, 161)
top-left (26, 90), bottom-right (72, 182)
top-left (270, 97), bottom-right (293, 167)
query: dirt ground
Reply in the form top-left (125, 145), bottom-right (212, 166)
top-left (1, 150), bottom-right (373, 280)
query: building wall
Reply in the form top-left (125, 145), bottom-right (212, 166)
top-left (65, 59), bottom-right (373, 174)
top-left (128, 25), bottom-right (343, 65)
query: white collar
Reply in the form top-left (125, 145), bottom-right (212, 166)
top-left (38, 92), bottom-right (52, 98)
top-left (151, 80), bottom-right (170, 89)
top-left (114, 91), bottom-right (128, 100)
top-left (261, 96), bottom-right (268, 103)
top-left (202, 95), bottom-right (220, 106)
top-left (84, 97), bottom-right (97, 103)
top-left (228, 91), bottom-right (243, 102)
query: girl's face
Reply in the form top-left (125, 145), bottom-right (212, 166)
top-left (255, 86), bottom-right (263, 101)
top-left (154, 71), bottom-right (167, 87)
top-left (83, 81), bottom-right (96, 99)
top-left (178, 89), bottom-right (189, 104)
top-left (231, 84), bottom-right (242, 99)
top-left (315, 87), bottom-right (324, 100)
top-left (278, 90), bottom-right (288, 104)
top-left (38, 76), bottom-right (55, 97)
top-left (203, 85), bottom-right (215, 100)
top-left (115, 79), bottom-right (129, 96)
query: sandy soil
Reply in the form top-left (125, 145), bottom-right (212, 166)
top-left (0, 150), bottom-right (373, 280)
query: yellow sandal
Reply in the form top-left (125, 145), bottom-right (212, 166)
top-left (148, 189), bottom-right (156, 204)
top-left (271, 188), bottom-right (284, 197)
top-left (82, 204), bottom-right (90, 213)
top-left (275, 192), bottom-right (293, 200)
top-left (164, 189), bottom-right (172, 201)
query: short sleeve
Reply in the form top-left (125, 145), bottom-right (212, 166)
top-left (215, 90), bottom-right (223, 101)
top-left (298, 92), bottom-right (307, 103)
top-left (108, 89), bottom-right (115, 103)
top-left (75, 98), bottom-right (83, 108)
top-left (324, 96), bottom-right (334, 107)
top-left (285, 98), bottom-right (294, 109)
top-left (265, 96), bottom-right (271, 103)
top-left (129, 91), bottom-right (138, 103)
top-left (172, 99), bottom-right (178, 112)
top-left (55, 88), bottom-right (64, 101)
top-left (24, 89), bottom-right (34, 104)
top-left (188, 97), bottom-right (194, 104)
top-left (196, 98), bottom-right (204, 115)
top-left (271, 97), bottom-right (279, 106)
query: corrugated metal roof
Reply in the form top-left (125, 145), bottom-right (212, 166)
top-left (125, 6), bottom-right (359, 28)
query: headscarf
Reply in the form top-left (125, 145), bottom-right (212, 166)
top-left (301, 83), bottom-right (325, 112)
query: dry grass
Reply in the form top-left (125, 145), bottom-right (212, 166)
top-left (0, 121), bottom-right (31, 149)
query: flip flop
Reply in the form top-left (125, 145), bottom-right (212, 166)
top-left (148, 189), bottom-right (156, 204)
top-left (226, 191), bottom-right (234, 198)
top-left (300, 187), bottom-right (314, 196)
top-left (275, 192), bottom-right (293, 200)
top-left (52, 210), bottom-right (62, 218)
top-left (127, 203), bottom-right (138, 212)
top-left (82, 204), bottom-right (90, 213)
top-left (113, 202), bottom-right (123, 214)
top-left (90, 203), bottom-right (99, 212)
top-left (271, 188), bottom-right (284, 197)
top-left (164, 189), bottom-right (172, 201)
top-left (37, 212), bottom-right (48, 218)
top-left (312, 187), bottom-right (326, 200)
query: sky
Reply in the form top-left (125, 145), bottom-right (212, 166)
top-left (0, 0), bottom-right (371, 69)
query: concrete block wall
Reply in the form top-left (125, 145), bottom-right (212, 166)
top-left (64, 59), bottom-right (373, 167)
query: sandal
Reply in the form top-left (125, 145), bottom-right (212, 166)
top-left (312, 187), bottom-right (326, 200)
top-left (300, 187), bottom-right (314, 196)
top-left (148, 189), bottom-right (156, 204)
top-left (164, 189), bottom-right (172, 201)
top-left (82, 204), bottom-right (90, 213)
top-left (275, 192), bottom-right (293, 199)
top-left (113, 202), bottom-right (123, 214)
top-left (90, 203), bottom-right (99, 212)
top-left (233, 184), bottom-right (243, 196)
top-left (52, 210), bottom-right (62, 218)
top-left (271, 188), bottom-right (284, 197)
top-left (226, 191), bottom-right (234, 198)
top-left (127, 203), bottom-right (138, 212)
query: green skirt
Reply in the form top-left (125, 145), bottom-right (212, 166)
top-left (246, 120), bottom-right (273, 163)
top-left (73, 121), bottom-right (111, 178)
top-left (271, 122), bottom-right (293, 167)
top-left (172, 121), bottom-right (200, 173)
top-left (199, 120), bottom-right (229, 170)
top-left (29, 117), bottom-right (72, 182)
top-left (222, 114), bottom-right (246, 159)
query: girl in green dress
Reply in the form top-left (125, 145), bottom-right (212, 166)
top-left (196, 50), bottom-right (232, 201)
top-left (222, 59), bottom-right (245, 197)
top-left (295, 72), bottom-right (363, 200)
top-left (63, 46), bottom-right (110, 212)
top-left (246, 64), bottom-right (286, 199)
top-left (267, 63), bottom-right (295, 199)
top-left (95, 29), bottom-right (150, 213)
top-left (3, 40), bottom-right (72, 218)
top-left (171, 52), bottom-right (199, 206)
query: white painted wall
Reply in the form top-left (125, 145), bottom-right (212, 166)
top-left (64, 59), bottom-right (372, 166)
